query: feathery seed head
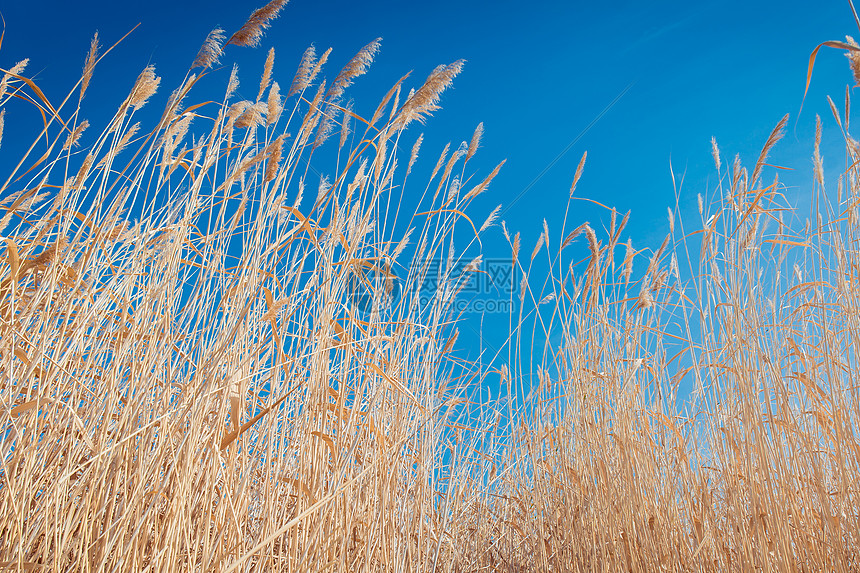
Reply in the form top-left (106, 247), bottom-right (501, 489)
top-left (339, 101), bottom-right (353, 150)
top-left (584, 225), bottom-right (599, 258)
top-left (128, 65), bottom-right (160, 110)
top-left (0, 59), bottom-right (29, 101)
top-left (266, 81), bottom-right (283, 126)
top-left (192, 27), bottom-right (226, 69)
top-left (711, 136), bottom-right (721, 172)
top-left (328, 38), bottom-right (381, 101)
top-left (392, 60), bottom-right (464, 130)
top-left (63, 120), bottom-right (90, 151)
top-left (480, 204), bottom-right (502, 233)
top-left (570, 151), bottom-right (587, 196)
top-left (288, 45), bottom-right (317, 98)
top-left (463, 159), bottom-right (505, 203)
top-left (622, 238), bottom-right (634, 284)
top-left (637, 283), bottom-right (654, 310)
top-left (258, 47), bottom-right (275, 101)
top-left (512, 232), bottom-right (521, 267)
top-left (225, 64), bottom-right (240, 100)
top-left (265, 134), bottom-right (286, 183)
top-left (80, 33), bottom-right (100, 101)
top-left (466, 122), bottom-right (483, 162)
top-left (226, 0), bottom-right (289, 48)
top-left (235, 101), bottom-right (267, 129)
top-left (847, 36), bottom-right (860, 86)
top-left (406, 134), bottom-right (423, 177)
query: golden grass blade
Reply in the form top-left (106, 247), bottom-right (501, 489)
top-left (0, 562), bottom-right (42, 571)
top-left (4, 239), bottom-right (20, 281)
top-left (801, 40), bottom-right (860, 116)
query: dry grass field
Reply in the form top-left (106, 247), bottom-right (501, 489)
top-left (1, 1), bottom-right (859, 570)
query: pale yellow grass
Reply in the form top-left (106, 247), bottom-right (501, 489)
top-left (0, 3), bottom-right (858, 572)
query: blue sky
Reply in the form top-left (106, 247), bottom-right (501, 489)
top-left (1, 0), bottom-right (857, 394)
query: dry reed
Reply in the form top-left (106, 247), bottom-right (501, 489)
top-left (0, 3), bottom-right (859, 572)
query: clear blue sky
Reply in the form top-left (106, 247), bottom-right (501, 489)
top-left (1, 0), bottom-right (857, 390)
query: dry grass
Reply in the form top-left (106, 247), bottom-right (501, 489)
top-left (0, 4), bottom-right (859, 572)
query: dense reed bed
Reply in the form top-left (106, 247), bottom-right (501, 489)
top-left (0, 2), bottom-right (859, 571)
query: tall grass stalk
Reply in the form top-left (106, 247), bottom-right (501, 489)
top-left (0, 4), bottom-right (859, 572)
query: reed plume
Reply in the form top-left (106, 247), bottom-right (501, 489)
top-left (392, 60), bottom-right (464, 129)
top-left (191, 27), bottom-right (226, 69)
top-left (327, 38), bottom-right (381, 101)
top-left (79, 33), bottom-right (99, 100)
top-left (226, 0), bottom-right (290, 48)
